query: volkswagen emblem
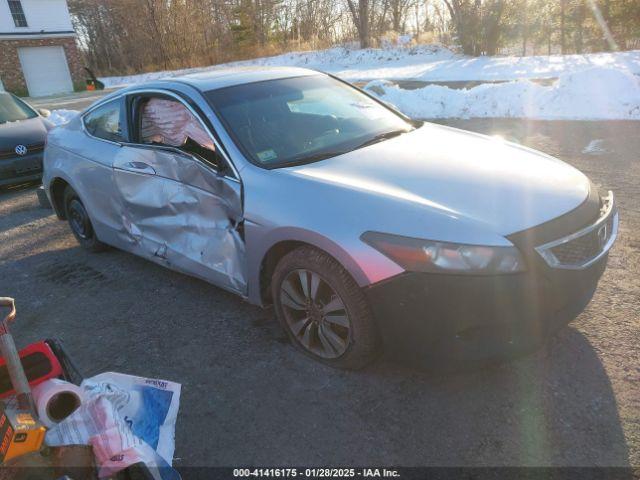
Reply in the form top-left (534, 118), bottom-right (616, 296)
top-left (597, 223), bottom-right (608, 248)
top-left (15, 145), bottom-right (27, 156)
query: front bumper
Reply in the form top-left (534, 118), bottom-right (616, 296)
top-left (365, 256), bottom-right (606, 364)
top-left (364, 191), bottom-right (617, 365)
top-left (0, 153), bottom-right (43, 187)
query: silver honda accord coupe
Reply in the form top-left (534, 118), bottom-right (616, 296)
top-left (43, 67), bottom-right (618, 369)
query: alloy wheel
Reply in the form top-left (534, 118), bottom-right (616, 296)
top-left (280, 269), bottom-right (351, 359)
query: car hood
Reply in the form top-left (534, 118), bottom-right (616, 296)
top-left (0, 117), bottom-right (48, 151)
top-left (286, 123), bottom-right (590, 237)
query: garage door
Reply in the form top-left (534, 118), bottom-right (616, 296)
top-left (18, 46), bottom-right (74, 97)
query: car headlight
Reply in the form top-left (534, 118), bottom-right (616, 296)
top-left (361, 232), bottom-right (525, 274)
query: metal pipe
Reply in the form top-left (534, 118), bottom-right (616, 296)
top-left (0, 297), bottom-right (36, 415)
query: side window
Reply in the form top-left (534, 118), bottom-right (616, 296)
top-left (137, 97), bottom-right (217, 164)
top-left (84, 100), bottom-right (123, 143)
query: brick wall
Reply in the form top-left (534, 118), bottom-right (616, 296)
top-left (0, 36), bottom-right (83, 95)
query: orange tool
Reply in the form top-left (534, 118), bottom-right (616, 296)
top-left (0, 298), bottom-right (46, 463)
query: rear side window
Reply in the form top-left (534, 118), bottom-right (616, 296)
top-left (84, 99), bottom-right (123, 143)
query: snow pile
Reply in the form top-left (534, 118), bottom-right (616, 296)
top-left (48, 109), bottom-right (78, 126)
top-left (101, 45), bottom-right (454, 87)
top-left (96, 43), bottom-right (640, 120)
top-left (100, 45), bottom-right (640, 88)
top-left (365, 67), bottom-right (640, 120)
top-left (100, 44), bottom-right (456, 88)
top-left (54, 67), bottom-right (640, 121)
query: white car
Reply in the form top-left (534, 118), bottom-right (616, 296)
top-left (43, 67), bottom-right (618, 368)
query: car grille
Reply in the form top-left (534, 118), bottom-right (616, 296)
top-left (535, 191), bottom-right (618, 269)
top-left (0, 143), bottom-right (44, 160)
top-left (0, 161), bottom-right (42, 180)
top-left (548, 212), bottom-right (615, 266)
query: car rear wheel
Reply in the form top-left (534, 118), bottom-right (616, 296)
top-left (63, 186), bottom-right (107, 252)
top-left (272, 246), bottom-right (380, 369)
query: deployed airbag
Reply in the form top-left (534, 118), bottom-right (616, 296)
top-left (140, 98), bottom-right (215, 151)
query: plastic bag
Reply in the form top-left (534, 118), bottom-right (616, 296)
top-left (45, 372), bottom-right (181, 477)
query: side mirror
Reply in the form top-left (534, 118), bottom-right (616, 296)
top-left (38, 108), bottom-right (51, 118)
top-left (180, 137), bottom-right (232, 178)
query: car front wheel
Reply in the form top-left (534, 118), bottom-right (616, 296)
top-left (272, 246), bottom-right (380, 369)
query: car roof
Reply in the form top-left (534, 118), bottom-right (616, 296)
top-left (165, 66), bottom-right (322, 91)
top-left (89, 67), bottom-right (327, 113)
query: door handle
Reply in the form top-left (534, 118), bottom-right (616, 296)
top-left (125, 162), bottom-right (156, 175)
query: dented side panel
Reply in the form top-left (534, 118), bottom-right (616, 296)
top-left (111, 146), bottom-right (246, 293)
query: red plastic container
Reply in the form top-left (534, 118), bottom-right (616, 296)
top-left (0, 341), bottom-right (63, 398)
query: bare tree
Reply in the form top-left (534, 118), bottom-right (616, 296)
top-left (388, 0), bottom-right (413, 32)
top-left (521, 0), bottom-right (528, 55)
top-left (346, 0), bottom-right (372, 47)
top-left (560, 0), bottom-right (567, 53)
top-left (67, 0), bottom-right (640, 76)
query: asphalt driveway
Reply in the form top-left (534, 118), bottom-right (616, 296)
top-left (25, 89), bottom-right (116, 112)
top-left (0, 119), bottom-right (638, 468)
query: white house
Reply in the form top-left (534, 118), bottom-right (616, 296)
top-left (0, 0), bottom-right (83, 97)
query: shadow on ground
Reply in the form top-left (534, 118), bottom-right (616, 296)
top-left (2, 242), bottom-right (631, 467)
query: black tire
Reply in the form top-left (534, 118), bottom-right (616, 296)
top-left (272, 246), bottom-right (380, 369)
top-left (63, 186), bottom-right (107, 252)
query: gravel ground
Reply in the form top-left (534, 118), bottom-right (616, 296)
top-left (0, 119), bottom-right (638, 468)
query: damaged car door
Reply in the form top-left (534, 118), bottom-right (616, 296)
top-left (112, 91), bottom-right (246, 293)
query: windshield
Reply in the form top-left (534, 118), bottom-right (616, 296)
top-left (0, 93), bottom-right (38, 124)
top-left (205, 75), bottom-right (414, 167)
